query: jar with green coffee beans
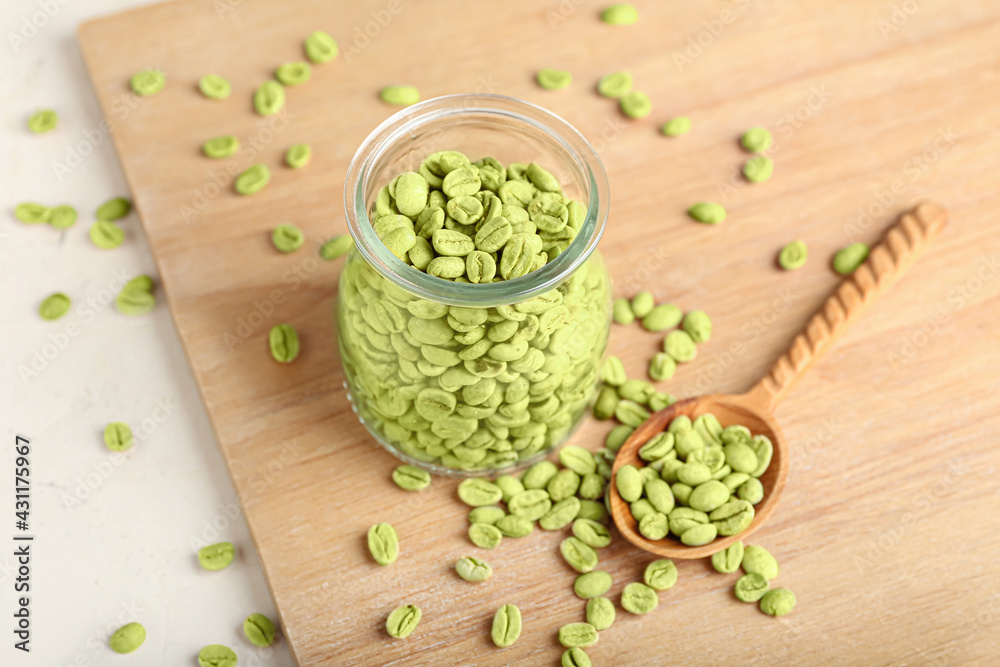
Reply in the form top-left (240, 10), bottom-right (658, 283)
top-left (339, 95), bottom-right (612, 476)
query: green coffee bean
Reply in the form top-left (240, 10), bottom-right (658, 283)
top-left (627, 291), bottom-right (652, 318)
top-left (559, 622), bottom-right (598, 648)
top-left (740, 127), bottom-right (772, 152)
top-left (597, 71), bottom-right (632, 98)
top-left (661, 116), bottom-right (692, 137)
top-left (630, 499), bottom-right (655, 522)
top-left (203, 135), bottom-right (239, 159)
top-left (458, 478), bottom-right (503, 506)
top-left (779, 240), bottom-right (808, 270)
top-left (89, 220), bottom-right (124, 248)
top-left (649, 392), bottom-right (675, 411)
top-left (254, 80), bottom-right (285, 116)
top-left (199, 75), bottom-right (230, 99)
top-left (645, 479), bottom-right (675, 515)
top-left (96, 198), bottom-right (132, 221)
top-left (304, 31), bottom-right (338, 63)
top-left (680, 522), bottom-right (718, 545)
top-left (647, 352), bottom-right (676, 382)
top-left (198, 645), bottom-right (236, 667)
top-left (562, 647), bottom-right (592, 667)
top-left (743, 156), bottom-right (774, 183)
top-left (749, 435), bottom-right (773, 477)
top-left (711, 540), bottom-right (745, 573)
top-left (578, 473), bottom-right (605, 500)
top-left (130, 69), bottom-right (165, 96)
top-left (722, 472), bottom-right (750, 492)
top-left (572, 518), bottom-right (611, 548)
top-left (115, 275), bottom-right (155, 315)
top-left (235, 164), bottom-right (271, 195)
top-left (539, 497), bottom-right (580, 530)
top-left (644, 559), bottom-right (678, 591)
top-left (616, 464), bottom-right (643, 502)
top-left (380, 85), bottom-right (420, 106)
top-left (760, 588), bottom-right (796, 616)
top-left (619, 379), bottom-right (655, 404)
top-left (320, 234), bottom-right (355, 260)
top-left (593, 386), bottom-right (619, 420)
top-left (28, 109), bottom-right (58, 133)
top-left (276, 62), bottom-right (311, 86)
top-left (574, 571), bottom-right (612, 599)
top-left (600, 356), bottom-right (626, 387)
top-left (639, 512), bottom-right (669, 540)
top-left (621, 582), bottom-right (657, 614)
top-left (198, 542), bottom-right (235, 571)
top-left (522, 461), bottom-right (558, 489)
top-left (367, 522), bottom-right (399, 565)
top-left (244, 613), bottom-right (277, 647)
top-left (546, 469), bottom-right (581, 502)
top-left (577, 499), bottom-right (609, 525)
top-left (670, 483), bottom-right (693, 506)
top-left (496, 514), bottom-right (534, 538)
top-left (734, 573), bottom-right (769, 602)
top-left (688, 480), bottom-right (729, 512)
top-left (642, 304), bottom-right (682, 332)
top-left (15, 203), bottom-right (50, 224)
top-left (455, 556), bottom-right (492, 582)
top-left (495, 475), bottom-right (524, 502)
top-left (687, 202), bottom-right (726, 224)
top-left (109, 622), bottom-right (146, 653)
top-left (738, 477), bottom-right (764, 504)
top-left (612, 298), bottom-right (635, 324)
top-left (664, 330), bottom-right (697, 363)
top-left (285, 143), bottom-right (312, 169)
top-left (559, 445), bottom-right (597, 475)
top-left (537, 68), bottom-right (572, 90)
top-left (601, 3), bottom-right (639, 24)
top-left (272, 224), bottom-right (305, 252)
top-left (386, 604), bottom-right (421, 638)
top-left (742, 545), bottom-right (779, 579)
top-left (103, 422), bottom-right (134, 452)
top-left (48, 205), bottom-right (77, 229)
top-left (269, 323), bottom-right (300, 363)
top-left (581, 598), bottom-right (613, 633)
top-left (560, 536), bottom-right (598, 573)
top-left (508, 489), bottom-right (552, 521)
top-left (469, 523), bottom-right (504, 549)
top-left (682, 310), bottom-right (712, 343)
top-left (392, 465), bottom-right (430, 491)
top-left (833, 242), bottom-right (870, 274)
top-left (491, 604), bottom-right (522, 647)
top-left (38, 293), bottom-right (70, 321)
top-left (676, 462), bottom-right (711, 486)
top-left (615, 400), bottom-right (650, 427)
top-left (606, 425), bottom-right (633, 452)
top-left (469, 507), bottom-right (505, 525)
top-left (619, 91), bottom-right (651, 119)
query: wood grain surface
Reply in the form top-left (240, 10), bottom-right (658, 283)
top-left (78, 1), bottom-right (1000, 664)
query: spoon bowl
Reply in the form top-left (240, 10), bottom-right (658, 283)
top-left (609, 202), bottom-right (948, 559)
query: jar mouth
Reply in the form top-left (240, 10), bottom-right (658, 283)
top-left (343, 94), bottom-right (610, 308)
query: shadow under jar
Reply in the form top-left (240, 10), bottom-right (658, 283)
top-left (339, 94), bottom-right (612, 477)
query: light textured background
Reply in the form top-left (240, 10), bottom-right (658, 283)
top-left (0, 1), bottom-right (293, 664)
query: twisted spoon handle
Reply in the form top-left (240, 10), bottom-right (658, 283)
top-left (744, 201), bottom-right (948, 413)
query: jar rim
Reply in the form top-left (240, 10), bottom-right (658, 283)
top-left (343, 94), bottom-right (610, 308)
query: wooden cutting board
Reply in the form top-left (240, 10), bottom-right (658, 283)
top-left (78, 1), bottom-right (1000, 664)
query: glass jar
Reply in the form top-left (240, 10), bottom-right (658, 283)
top-left (339, 94), bottom-right (611, 476)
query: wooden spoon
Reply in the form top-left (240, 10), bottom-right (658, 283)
top-left (610, 202), bottom-right (948, 559)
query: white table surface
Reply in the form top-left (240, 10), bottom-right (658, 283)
top-left (0, 1), bottom-right (295, 663)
